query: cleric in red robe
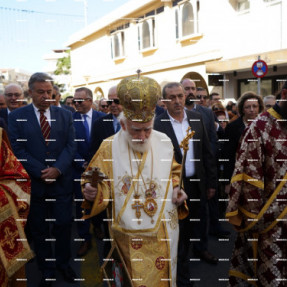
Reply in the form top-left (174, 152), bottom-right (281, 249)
top-left (0, 128), bottom-right (33, 287)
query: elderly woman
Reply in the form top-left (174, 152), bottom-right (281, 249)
top-left (223, 92), bottom-right (264, 194)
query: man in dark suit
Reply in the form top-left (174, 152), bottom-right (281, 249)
top-left (8, 72), bottom-right (76, 287)
top-left (72, 87), bottom-right (105, 257)
top-left (181, 78), bottom-right (230, 239)
top-left (0, 83), bottom-right (24, 126)
top-left (181, 78), bottom-right (218, 155)
top-left (90, 85), bottom-right (122, 156)
top-left (154, 82), bottom-right (217, 287)
top-left (89, 85), bottom-right (122, 259)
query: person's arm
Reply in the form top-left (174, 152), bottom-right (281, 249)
top-left (81, 138), bottom-right (113, 219)
top-left (8, 111), bottom-right (47, 178)
top-left (226, 125), bottom-right (264, 230)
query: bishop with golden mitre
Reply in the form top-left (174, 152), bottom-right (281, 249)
top-left (82, 75), bottom-right (187, 287)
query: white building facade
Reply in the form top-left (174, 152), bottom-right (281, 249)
top-left (67, 0), bottom-right (287, 100)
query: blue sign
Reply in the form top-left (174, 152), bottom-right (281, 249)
top-left (252, 60), bottom-right (268, 78)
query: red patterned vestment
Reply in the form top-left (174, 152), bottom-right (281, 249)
top-left (0, 128), bottom-right (33, 287)
top-left (226, 108), bottom-right (287, 287)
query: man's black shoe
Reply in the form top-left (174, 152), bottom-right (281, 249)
top-left (193, 249), bottom-right (218, 264)
top-left (77, 240), bottom-right (92, 257)
top-left (39, 277), bottom-right (53, 287)
top-left (58, 265), bottom-right (77, 283)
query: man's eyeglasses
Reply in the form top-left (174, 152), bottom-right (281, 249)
top-left (196, 95), bottom-right (208, 100)
top-left (72, 98), bottom-right (90, 104)
top-left (101, 105), bottom-right (108, 108)
top-left (5, 93), bottom-right (22, 98)
top-left (107, 99), bottom-right (120, 105)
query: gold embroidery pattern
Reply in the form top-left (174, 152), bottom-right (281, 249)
top-left (167, 208), bottom-right (178, 230)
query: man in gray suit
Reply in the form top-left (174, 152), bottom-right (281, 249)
top-left (154, 82), bottom-right (217, 287)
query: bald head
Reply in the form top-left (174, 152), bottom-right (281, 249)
top-left (108, 86), bottom-right (117, 99)
top-left (107, 85), bottom-right (122, 117)
top-left (4, 83), bottom-right (23, 111)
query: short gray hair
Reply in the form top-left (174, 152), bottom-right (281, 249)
top-left (162, 82), bottom-right (184, 99)
top-left (28, 72), bottom-right (53, 90)
top-left (75, 87), bottom-right (93, 99)
top-left (263, 95), bottom-right (276, 104)
top-left (4, 83), bottom-right (23, 94)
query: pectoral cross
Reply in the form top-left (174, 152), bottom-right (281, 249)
top-left (132, 195), bottom-right (144, 224)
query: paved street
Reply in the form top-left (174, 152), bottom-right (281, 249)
top-left (26, 219), bottom-right (235, 287)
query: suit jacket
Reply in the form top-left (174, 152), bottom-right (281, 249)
top-left (60, 103), bottom-right (75, 113)
top-left (8, 104), bottom-right (76, 198)
top-left (0, 117), bottom-right (7, 131)
top-left (90, 113), bottom-right (117, 157)
top-left (193, 105), bottom-right (218, 156)
top-left (154, 110), bottom-right (217, 197)
top-left (73, 109), bottom-right (105, 172)
top-left (222, 116), bottom-right (245, 182)
top-left (0, 108), bottom-right (8, 126)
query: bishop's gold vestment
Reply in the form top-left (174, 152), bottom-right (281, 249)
top-left (83, 130), bottom-right (181, 287)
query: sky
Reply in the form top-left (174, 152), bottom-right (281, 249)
top-left (0, 0), bottom-right (130, 73)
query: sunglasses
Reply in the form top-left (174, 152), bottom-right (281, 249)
top-left (101, 105), bottom-right (108, 108)
top-left (196, 95), bottom-right (208, 100)
top-left (72, 98), bottom-right (90, 104)
top-left (107, 99), bottom-right (120, 105)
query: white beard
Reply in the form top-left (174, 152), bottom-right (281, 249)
top-left (122, 129), bottom-right (152, 153)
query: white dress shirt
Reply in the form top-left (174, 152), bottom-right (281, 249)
top-left (32, 104), bottom-right (51, 126)
top-left (167, 110), bottom-right (195, 177)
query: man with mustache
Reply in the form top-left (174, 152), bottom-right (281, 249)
top-left (82, 75), bottom-right (187, 287)
top-left (181, 78), bottom-right (230, 240)
top-left (154, 82), bottom-right (217, 286)
top-left (8, 73), bottom-right (76, 287)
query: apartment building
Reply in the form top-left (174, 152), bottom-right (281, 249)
top-left (66, 0), bottom-right (287, 100)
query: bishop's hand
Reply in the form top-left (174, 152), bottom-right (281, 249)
top-left (172, 185), bottom-right (188, 206)
top-left (83, 183), bottom-right (98, 202)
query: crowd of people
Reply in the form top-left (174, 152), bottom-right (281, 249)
top-left (0, 71), bottom-right (286, 287)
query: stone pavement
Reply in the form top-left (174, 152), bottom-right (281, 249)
top-left (26, 221), bottom-right (235, 287)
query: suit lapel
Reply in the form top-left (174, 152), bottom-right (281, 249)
top-left (186, 111), bottom-right (200, 158)
top-left (160, 112), bottom-right (182, 162)
top-left (50, 106), bottom-right (57, 140)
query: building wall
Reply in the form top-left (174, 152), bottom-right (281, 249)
top-left (68, 0), bottom-right (287, 100)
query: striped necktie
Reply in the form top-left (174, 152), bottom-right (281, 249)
top-left (39, 110), bottom-right (51, 144)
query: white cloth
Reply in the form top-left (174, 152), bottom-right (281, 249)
top-left (111, 129), bottom-right (179, 286)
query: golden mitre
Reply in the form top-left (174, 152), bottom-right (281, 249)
top-left (117, 75), bottom-right (161, 122)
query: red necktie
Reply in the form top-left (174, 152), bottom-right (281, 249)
top-left (39, 110), bottom-right (51, 144)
